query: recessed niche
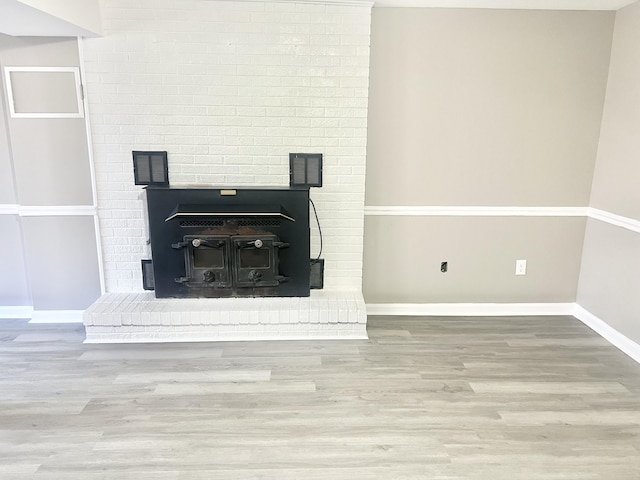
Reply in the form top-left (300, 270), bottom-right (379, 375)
top-left (4, 67), bottom-right (84, 118)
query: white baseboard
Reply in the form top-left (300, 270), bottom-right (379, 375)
top-left (366, 302), bottom-right (576, 316)
top-left (0, 306), bottom-right (33, 319)
top-left (573, 305), bottom-right (640, 365)
top-left (30, 310), bottom-right (84, 323)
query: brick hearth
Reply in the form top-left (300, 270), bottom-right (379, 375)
top-left (83, 291), bottom-right (367, 343)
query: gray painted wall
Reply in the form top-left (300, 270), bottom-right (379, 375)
top-left (577, 2), bottom-right (640, 343)
top-left (578, 220), bottom-right (640, 345)
top-left (9, 70), bottom-right (80, 114)
top-left (366, 9), bottom-right (614, 207)
top-left (0, 80), bottom-right (16, 204)
top-left (364, 216), bottom-right (586, 303)
top-left (0, 38), bottom-right (26, 308)
top-left (364, 8), bottom-right (614, 304)
top-left (589, 3), bottom-right (640, 222)
top-left (0, 34), bottom-right (101, 311)
top-left (10, 118), bottom-right (93, 206)
top-left (21, 216), bottom-right (101, 310)
top-left (0, 35), bottom-right (92, 206)
top-left (0, 216), bottom-right (30, 306)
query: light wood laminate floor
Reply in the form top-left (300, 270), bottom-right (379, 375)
top-left (1, 316), bottom-right (640, 479)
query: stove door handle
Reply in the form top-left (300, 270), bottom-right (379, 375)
top-left (238, 240), bottom-right (264, 249)
top-left (174, 239), bottom-right (224, 249)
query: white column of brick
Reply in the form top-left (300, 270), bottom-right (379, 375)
top-left (83, 0), bottom-right (371, 294)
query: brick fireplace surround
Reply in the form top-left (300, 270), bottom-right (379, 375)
top-left (81, 0), bottom-right (371, 342)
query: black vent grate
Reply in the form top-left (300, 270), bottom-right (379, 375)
top-left (238, 219), bottom-right (282, 227)
top-left (310, 258), bottom-right (324, 289)
top-left (179, 219), bottom-right (224, 227)
top-left (141, 260), bottom-right (155, 290)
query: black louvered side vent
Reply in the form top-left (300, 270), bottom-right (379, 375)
top-left (141, 260), bottom-right (155, 290)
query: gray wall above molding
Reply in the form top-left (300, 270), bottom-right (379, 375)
top-left (589, 1), bottom-right (640, 222)
top-left (0, 83), bottom-right (16, 204)
top-left (366, 8), bottom-right (614, 208)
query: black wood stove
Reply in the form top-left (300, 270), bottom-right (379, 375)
top-left (145, 186), bottom-right (310, 298)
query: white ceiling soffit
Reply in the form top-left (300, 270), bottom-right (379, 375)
top-left (373, 0), bottom-right (637, 8)
top-left (0, 0), bottom-right (102, 37)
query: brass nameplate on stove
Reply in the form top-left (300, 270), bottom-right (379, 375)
top-left (220, 190), bottom-right (237, 196)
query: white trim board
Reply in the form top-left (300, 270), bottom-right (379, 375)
top-left (0, 204), bottom-right (19, 215)
top-left (364, 205), bottom-right (640, 235)
top-left (78, 37), bottom-right (106, 296)
top-left (0, 306), bottom-right (33, 319)
top-left (574, 305), bottom-right (640, 365)
top-left (29, 310), bottom-right (84, 323)
top-left (0, 204), bottom-right (96, 216)
top-left (366, 303), bottom-right (576, 316)
top-left (364, 206), bottom-right (588, 217)
top-left (588, 208), bottom-right (640, 234)
top-left (19, 205), bottom-right (96, 216)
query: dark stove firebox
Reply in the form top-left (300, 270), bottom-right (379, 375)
top-left (145, 186), bottom-right (310, 298)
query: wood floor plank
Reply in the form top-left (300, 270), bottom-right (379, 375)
top-left (113, 369), bottom-right (271, 384)
top-left (1, 316), bottom-right (640, 479)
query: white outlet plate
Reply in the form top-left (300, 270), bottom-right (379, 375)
top-left (515, 259), bottom-right (527, 275)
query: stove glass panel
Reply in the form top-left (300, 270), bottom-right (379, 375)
top-left (239, 248), bottom-right (270, 268)
top-left (193, 248), bottom-right (224, 268)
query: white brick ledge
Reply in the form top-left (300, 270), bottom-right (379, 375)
top-left (83, 291), bottom-right (367, 343)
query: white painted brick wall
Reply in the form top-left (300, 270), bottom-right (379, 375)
top-left (83, 0), bottom-right (371, 293)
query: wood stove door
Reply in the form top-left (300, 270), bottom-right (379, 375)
top-left (183, 235), bottom-right (232, 287)
top-left (232, 235), bottom-right (281, 287)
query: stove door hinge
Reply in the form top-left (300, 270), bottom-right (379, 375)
top-left (174, 277), bottom-right (189, 284)
top-left (172, 241), bottom-right (189, 249)
top-left (276, 275), bottom-right (290, 283)
top-left (274, 241), bottom-right (290, 249)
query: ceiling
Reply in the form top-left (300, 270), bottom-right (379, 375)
top-left (0, 0), bottom-right (638, 38)
top-left (372, 0), bottom-right (638, 8)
